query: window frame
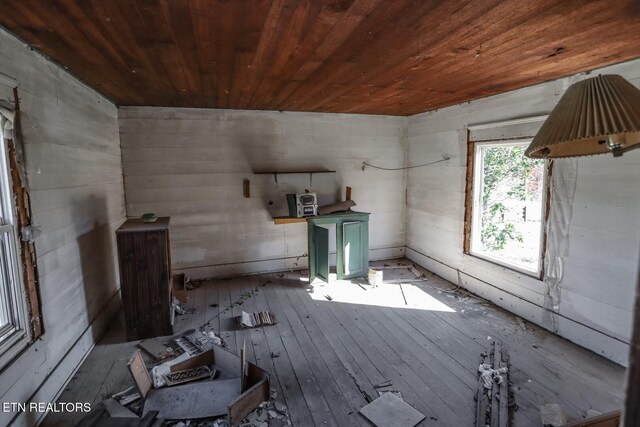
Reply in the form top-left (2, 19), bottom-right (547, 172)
top-left (0, 122), bottom-right (30, 368)
top-left (464, 137), bottom-right (552, 279)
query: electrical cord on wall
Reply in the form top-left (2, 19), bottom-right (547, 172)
top-left (362, 154), bottom-right (450, 171)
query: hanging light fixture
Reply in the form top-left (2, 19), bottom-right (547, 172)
top-left (525, 74), bottom-right (640, 158)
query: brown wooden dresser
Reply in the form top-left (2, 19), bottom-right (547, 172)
top-left (116, 217), bottom-right (174, 341)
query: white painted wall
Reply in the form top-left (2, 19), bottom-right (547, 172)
top-left (0, 28), bottom-right (125, 426)
top-left (119, 107), bottom-right (407, 278)
top-left (406, 59), bottom-right (640, 366)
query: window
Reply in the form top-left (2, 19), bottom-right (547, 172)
top-left (0, 120), bottom-right (30, 367)
top-left (468, 140), bottom-right (548, 276)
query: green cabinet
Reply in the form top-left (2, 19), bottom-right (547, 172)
top-left (313, 225), bottom-right (330, 282)
top-left (308, 211), bottom-right (370, 282)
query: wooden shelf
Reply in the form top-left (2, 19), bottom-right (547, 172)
top-left (273, 216), bottom-right (307, 225)
top-left (253, 170), bottom-right (336, 175)
top-left (254, 170), bottom-right (336, 185)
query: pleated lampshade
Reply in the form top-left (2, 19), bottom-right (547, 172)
top-left (525, 74), bottom-right (640, 158)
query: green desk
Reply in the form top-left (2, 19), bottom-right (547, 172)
top-left (307, 211), bottom-right (370, 282)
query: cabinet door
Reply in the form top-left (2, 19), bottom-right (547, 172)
top-left (343, 221), bottom-right (368, 279)
top-left (311, 225), bottom-right (330, 282)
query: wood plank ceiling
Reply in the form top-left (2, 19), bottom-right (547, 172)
top-left (2, 0), bottom-right (640, 116)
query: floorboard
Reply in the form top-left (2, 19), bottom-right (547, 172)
top-left (42, 259), bottom-right (626, 426)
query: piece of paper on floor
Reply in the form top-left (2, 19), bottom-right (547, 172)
top-left (359, 392), bottom-right (425, 427)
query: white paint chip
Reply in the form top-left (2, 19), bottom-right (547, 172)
top-left (359, 392), bottom-right (425, 427)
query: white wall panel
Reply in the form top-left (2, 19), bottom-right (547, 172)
top-left (119, 107), bottom-right (407, 278)
top-left (406, 58), bottom-right (640, 365)
top-left (0, 28), bottom-right (125, 426)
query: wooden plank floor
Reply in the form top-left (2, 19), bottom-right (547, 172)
top-left (43, 259), bottom-right (626, 426)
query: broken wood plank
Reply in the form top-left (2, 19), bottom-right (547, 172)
top-left (103, 398), bottom-right (138, 418)
top-left (127, 350), bottom-right (152, 399)
top-left (138, 338), bottom-right (170, 361)
top-left (564, 410), bottom-right (622, 427)
top-left (476, 351), bottom-right (489, 427)
top-left (491, 341), bottom-right (502, 427)
top-left (498, 352), bottom-right (508, 427)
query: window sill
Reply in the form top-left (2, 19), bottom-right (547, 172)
top-left (465, 250), bottom-right (543, 281)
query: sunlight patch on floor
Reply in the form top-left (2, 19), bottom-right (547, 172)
top-left (308, 278), bottom-right (456, 312)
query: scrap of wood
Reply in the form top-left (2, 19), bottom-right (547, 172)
top-left (564, 410), bottom-right (622, 427)
top-left (490, 342), bottom-right (502, 427)
top-left (118, 394), bottom-right (140, 406)
top-left (139, 338), bottom-right (170, 361)
top-left (476, 352), bottom-right (490, 426)
top-left (346, 186), bottom-right (352, 201)
top-left (103, 398), bottom-right (138, 418)
top-left (228, 378), bottom-right (270, 427)
top-left (111, 386), bottom-right (135, 399)
top-left (373, 380), bottom-right (392, 389)
top-left (127, 350), bottom-right (152, 399)
top-left (241, 340), bottom-right (247, 392)
top-left (409, 266), bottom-right (424, 278)
top-left (498, 359), bottom-right (508, 426)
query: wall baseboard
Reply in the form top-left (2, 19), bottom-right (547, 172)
top-left (406, 247), bottom-right (629, 366)
top-left (176, 246), bottom-right (405, 280)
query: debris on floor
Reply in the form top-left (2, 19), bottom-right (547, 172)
top-left (236, 311), bottom-right (277, 329)
top-left (139, 337), bottom-right (178, 362)
top-left (173, 297), bottom-right (196, 315)
top-left (173, 297), bottom-right (188, 315)
top-left (475, 340), bottom-right (511, 427)
top-left (87, 327), bottom-right (270, 426)
top-left (540, 403), bottom-right (567, 426)
top-left (74, 404), bottom-right (160, 426)
top-left (478, 363), bottom-right (507, 389)
top-left (359, 391), bottom-right (425, 427)
top-left (373, 380), bottom-right (392, 389)
top-left (372, 379), bottom-right (402, 399)
top-left (239, 400), bottom-right (292, 427)
top-left (367, 268), bottom-right (383, 286)
top-left (175, 329), bottom-right (218, 356)
top-left (185, 277), bottom-right (202, 290)
top-left (125, 345), bottom-right (270, 423)
top-left (163, 366), bottom-right (216, 386)
top-left (103, 397), bottom-right (137, 418)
